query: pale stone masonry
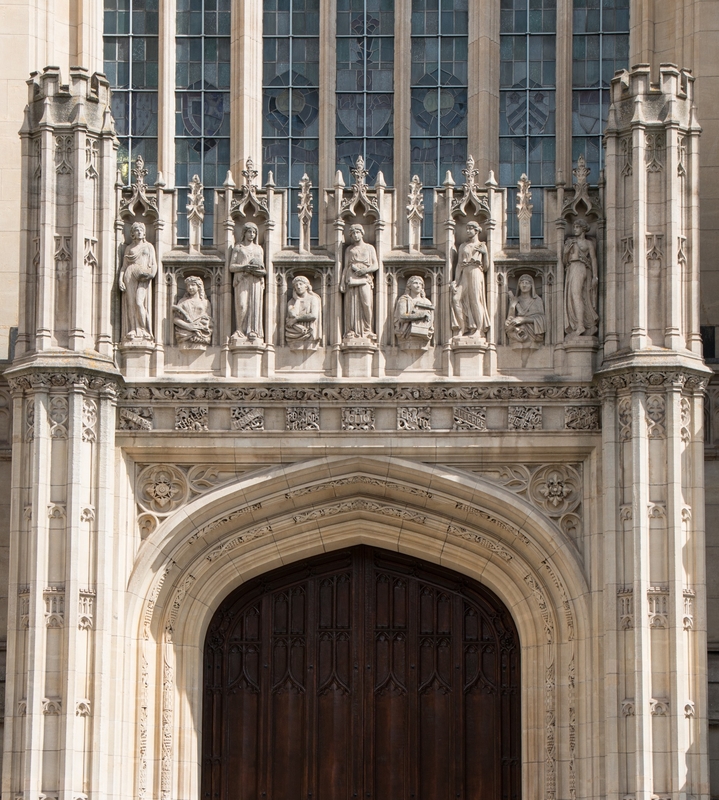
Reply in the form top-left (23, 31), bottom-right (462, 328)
top-left (0, 2), bottom-right (718, 800)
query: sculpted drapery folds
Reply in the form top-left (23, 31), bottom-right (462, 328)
top-left (340, 224), bottom-right (379, 341)
top-left (451, 221), bottom-right (490, 339)
top-left (285, 275), bottom-right (322, 349)
top-left (563, 220), bottom-right (598, 339)
top-left (229, 222), bottom-right (266, 342)
top-left (172, 276), bottom-right (212, 348)
top-left (394, 275), bottom-right (434, 349)
top-left (506, 274), bottom-right (546, 348)
top-left (118, 222), bottom-right (158, 343)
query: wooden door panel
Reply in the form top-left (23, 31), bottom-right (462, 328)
top-left (203, 546), bottom-right (521, 800)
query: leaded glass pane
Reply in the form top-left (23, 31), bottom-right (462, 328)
top-left (175, 1), bottom-right (230, 245)
top-left (411, 0), bottom-right (467, 241)
top-left (500, 0), bottom-right (556, 242)
top-left (336, 0), bottom-right (395, 185)
top-left (104, 0), bottom-right (158, 185)
top-left (572, 0), bottom-right (629, 179)
top-left (264, 0), bottom-right (320, 245)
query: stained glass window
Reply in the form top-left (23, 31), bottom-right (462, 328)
top-left (175, 0), bottom-right (231, 245)
top-left (572, 0), bottom-right (629, 180)
top-left (336, 0), bottom-right (395, 184)
top-left (500, 0), bottom-right (556, 242)
top-left (263, 0), bottom-right (320, 245)
top-left (104, 0), bottom-right (159, 185)
top-left (410, 0), bottom-right (468, 243)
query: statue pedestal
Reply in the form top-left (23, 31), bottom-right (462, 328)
top-left (119, 342), bottom-right (154, 378)
top-left (562, 336), bottom-right (599, 381)
top-left (229, 340), bottom-right (266, 378)
top-left (341, 339), bottom-right (377, 378)
top-left (450, 337), bottom-right (488, 378)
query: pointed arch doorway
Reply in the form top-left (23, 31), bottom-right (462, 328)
top-left (202, 546), bottom-right (521, 800)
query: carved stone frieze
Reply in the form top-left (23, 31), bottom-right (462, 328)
top-left (206, 525), bottom-right (273, 563)
top-left (286, 407), bottom-right (320, 431)
top-left (564, 406), bottom-right (600, 430)
top-left (119, 383), bottom-right (598, 403)
top-left (397, 407), bottom-right (431, 431)
top-left (119, 407), bottom-right (153, 431)
top-left (342, 407), bottom-right (375, 431)
top-left (293, 499), bottom-right (427, 525)
top-left (175, 406), bottom-right (208, 431)
top-left (9, 372), bottom-right (119, 395)
top-left (285, 476), bottom-right (432, 500)
top-left (231, 407), bottom-right (264, 431)
top-left (508, 406), bottom-right (542, 430)
top-left (453, 406), bottom-right (487, 431)
top-left (447, 523), bottom-right (512, 561)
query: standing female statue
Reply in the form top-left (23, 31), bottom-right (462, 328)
top-left (505, 274), bottom-right (545, 349)
top-left (172, 276), bottom-right (212, 348)
top-left (394, 275), bottom-right (434, 350)
top-left (229, 222), bottom-right (266, 342)
top-left (451, 221), bottom-right (490, 339)
top-left (340, 224), bottom-right (379, 341)
top-left (563, 219), bottom-right (598, 339)
top-left (285, 275), bottom-right (322, 350)
top-left (118, 221), bottom-right (157, 343)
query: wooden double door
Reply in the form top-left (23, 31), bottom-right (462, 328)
top-left (202, 546), bottom-right (521, 800)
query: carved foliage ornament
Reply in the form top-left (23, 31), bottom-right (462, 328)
top-left (137, 465), bottom-right (188, 515)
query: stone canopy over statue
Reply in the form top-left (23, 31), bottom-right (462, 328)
top-left (451, 221), bottom-right (490, 340)
top-left (340, 224), bottom-right (379, 341)
top-left (118, 221), bottom-right (158, 345)
top-left (229, 222), bottom-right (266, 343)
top-left (563, 219), bottom-right (598, 339)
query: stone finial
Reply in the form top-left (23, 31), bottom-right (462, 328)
top-left (516, 174), bottom-right (533, 254)
top-left (451, 155), bottom-right (491, 218)
top-left (340, 155), bottom-right (379, 218)
top-left (132, 155), bottom-right (148, 187)
top-left (186, 175), bottom-right (205, 253)
top-left (350, 155), bottom-right (369, 187)
top-left (298, 173), bottom-right (313, 254)
top-left (242, 157), bottom-right (259, 188)
top-left (407, 175), bottom-right (424, 253)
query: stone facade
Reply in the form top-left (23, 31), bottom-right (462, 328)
top-left (0, 4), bottom-right (718, 800)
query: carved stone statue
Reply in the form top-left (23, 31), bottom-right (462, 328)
top-left (505, 274), bottom-right (545, 350)
top-left (229, 222), bottom-right (266, 343)
top-left (394, 275), bottom-right (434, 350)
top-left (285, 275), bottom-right (321, 350)
top-left (563, 219), bottom-right (598, 339)
top-left (172, 276), bottom-right (212, 349)
top-left (118, 221), bottom-right (157, 343)
top-left (340, 224), bottom-right (379, 341)
top-left (451, 221), bottom-right (490, 340)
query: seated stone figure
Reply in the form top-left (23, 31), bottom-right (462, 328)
top-left (172, 276), bottom-right (212, 349)
top-left (394, 275), bottom-right (434, 350)
top-left (285, 275), bottom-right (321, 350)
top-left (505, 273), bottom-right (545, 351)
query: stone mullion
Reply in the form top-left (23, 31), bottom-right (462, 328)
top-left (601, 388), bottom-right (622, 800)
top-left (23, 391), bottom-right (53, 798)
top-left (630, 120), bottom-right (648, 350)
top-left (629, 386), bottom-right (654, 800)
top-left (470, 0), bottom-right (499, 178)
top-left (602, 121), bottom-right (620, 356)
top-left (58, 389), bottom-right (86, 799)
top-left (318, 0), bottom-right (338, 245)
top-left (555, 0), bottom-right (573, 184)
top-left (158, 0), bottom-right (176, 188)
top-left (686, 128), bottom-right (702, 355)
top-left (230, 0), bottom-right (262, 178)
top-left (394, 0), bottom-right (411, 246)
top-left (96, 129), bottom-right (117, 357)
top-left (663, 125), bottom-right (682, 350)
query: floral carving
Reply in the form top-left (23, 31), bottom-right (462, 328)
top-left (137, 465), bottom-right (188, 515)
top-left (231, 407), bottom-right (264, 431)
top-left (529, 465), bottom-right (581, 517)
top-left (447, 523), bottom-right (512, 561)
top-left (293, 499), bottom-right (427, 525)
top-left (82, 398), bottom-right (98, 442)
top-left (49, 396), bottom-right (69, 438)
top-left (397, 407), bottom-right (431, 431)
top-left (119, 407), bottom-right (153, 431)
top-left (286, 407), bottom-right (320, 431)
top-left (453, 406), bottom-right (487, 431)
top-left (342, 407), bottom-right (375, 431)
top-left (564, 406), bottom-right (600, 430)
top-left (175, 406), bottom-right (208, 431)
top-left (508, 406), bottom-right (542, 430)
top-left (206, 525), bottom-right (273, 563)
